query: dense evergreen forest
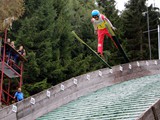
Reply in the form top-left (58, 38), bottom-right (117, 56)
top-left (1, 0), bottom-right (160, 97)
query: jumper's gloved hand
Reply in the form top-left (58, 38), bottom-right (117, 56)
top-left (112, 26), bottom-right (117, 31)
top-left (94, 30), bottom-right (97, 35)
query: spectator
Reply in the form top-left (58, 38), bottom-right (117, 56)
top-left (10, 41), bottom-right (15, 48)
top-left (7, 38), bottom-right (11, 43)
top-left (14, 87), bottom-right (24, 102)
top-left (8, 41), bottom-right (15, 56)
top-left (1, 38), bottom-right (13, 62)
top-left (6, 41), bottom-right (15, 64)
top-left (14, 45), bottom-right (26, 64)
top-left (17, 45), bottom-right (26, 56)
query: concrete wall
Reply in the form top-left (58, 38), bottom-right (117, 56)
top-left (1, 60), bottom-right (160, 120)
top-left (137, 100), bottom-right (160, 120)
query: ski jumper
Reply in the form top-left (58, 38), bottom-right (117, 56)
top-left (91, 13), bottom-right (130, 62)
top-left (91, 14), bottom-right (114, 54)
top-left (91, 14), bottom-right (116, 55)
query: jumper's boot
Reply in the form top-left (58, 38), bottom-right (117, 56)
top-left (98, 53), bottom-right (106, 61)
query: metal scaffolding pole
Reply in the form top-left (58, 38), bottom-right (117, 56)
top-left (147, 6), bottom-right (152, 60)
top-left (158, 25), bottom-right (160, 59)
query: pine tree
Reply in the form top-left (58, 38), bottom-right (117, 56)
top-left (9, 0), bottom-right (106, 95)
top-left (10, 0), bottom-right (58, 87)
top-left (121, 0), bottom-right (160, 60)
top-left (121, 0), bottom-right (148, 60)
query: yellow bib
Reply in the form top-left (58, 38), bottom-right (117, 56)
top-left (97, 21), bottom-right (115, 36)
top-left (97, 21), bottom-right (107, 29)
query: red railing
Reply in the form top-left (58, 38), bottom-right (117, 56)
top-left (0, 29), bottom-right (26, 105)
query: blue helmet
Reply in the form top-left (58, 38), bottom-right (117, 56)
top-left (91, 10), bottom-right (100, 16)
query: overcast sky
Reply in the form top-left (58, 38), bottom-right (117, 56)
top-left (115, 0), bottom-right (160, 11)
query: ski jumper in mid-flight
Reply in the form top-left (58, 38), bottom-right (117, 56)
top-left (91, 10), bottom-right (129, 63)
top-left (91, 10), bottom-right (116, 55)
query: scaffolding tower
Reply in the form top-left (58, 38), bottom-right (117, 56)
top-left (0, 29), bottom-right (27, 105)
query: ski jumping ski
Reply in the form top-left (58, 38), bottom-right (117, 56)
top-left (72, 31), bottom-right (112, 69)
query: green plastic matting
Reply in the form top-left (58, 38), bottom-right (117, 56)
top-left (37, 74), bottom-right (160, 120)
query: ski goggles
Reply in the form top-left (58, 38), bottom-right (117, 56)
top-left (92, 15), bottom-right (99, 18)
